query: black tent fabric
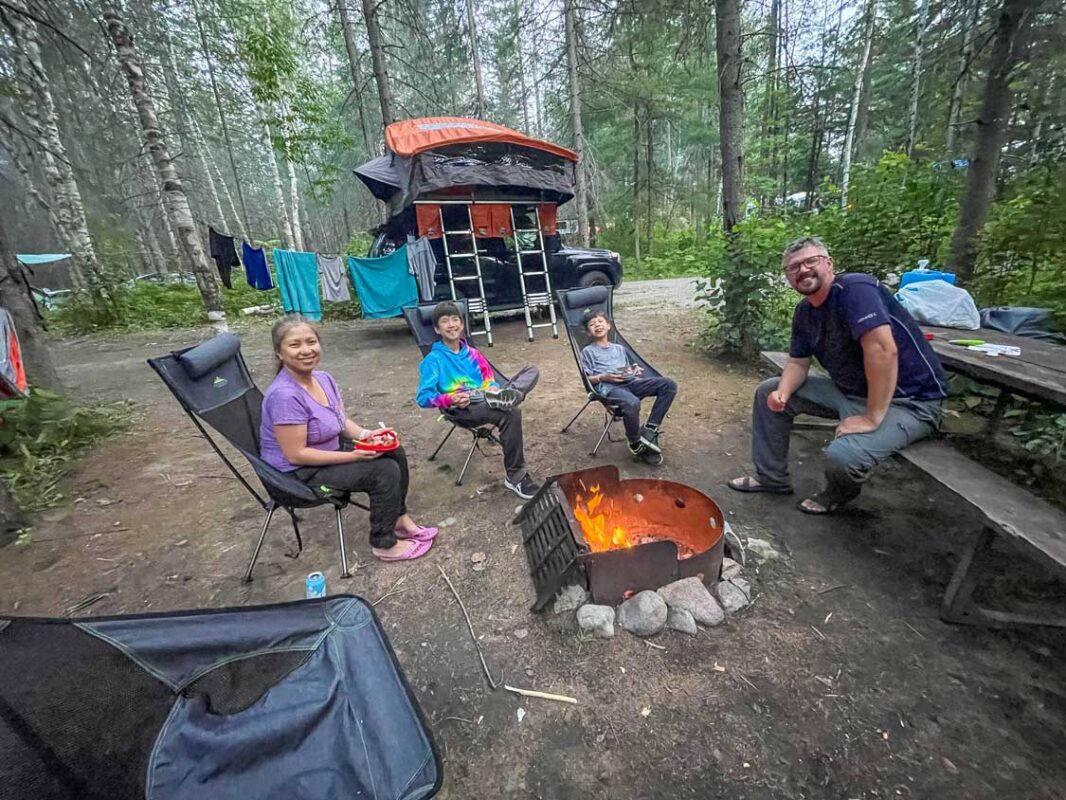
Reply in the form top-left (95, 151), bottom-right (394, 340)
top-left (354, 142), bottom-right (577, 220)
top-left (0, 596), bottom-right (442, 800)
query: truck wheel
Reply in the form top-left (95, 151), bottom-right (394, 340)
top-left (577, 270), bottom-right (611, 288)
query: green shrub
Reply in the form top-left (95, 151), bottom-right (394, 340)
top-left (0, 389), bottom-right (133, 512)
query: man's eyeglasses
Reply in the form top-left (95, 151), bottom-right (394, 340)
top-left (784, 254), bottom-right (828, 276)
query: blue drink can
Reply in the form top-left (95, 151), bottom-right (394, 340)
top-left (305, 571), bottom-right (326, 599)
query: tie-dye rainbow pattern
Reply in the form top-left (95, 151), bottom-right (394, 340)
top-left (416, 340), bottom-right (499, 409)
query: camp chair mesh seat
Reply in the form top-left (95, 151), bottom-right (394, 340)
top-left (402, 300), bottom-right (509, 486)
top-left (557, 285), bottom-right (662, 456)
top-left (148, 334), bottom-right (369, 582)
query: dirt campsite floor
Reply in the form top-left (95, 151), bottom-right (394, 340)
top-left (3, 277), bottom-right (1065, 799)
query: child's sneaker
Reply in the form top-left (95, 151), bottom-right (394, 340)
top-left (485, 387), bottom-right (524, 410)
top-left (639, 425), bottom-right (662, 453)
top-left (628, 440), bottom-right (647, 459)
top-left (504, 474), bottom-right (542, 500)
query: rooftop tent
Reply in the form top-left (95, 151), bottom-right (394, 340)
top-left (354, 117), bottom-right (579, 218)
top-left (16, 253), bottom-right (74, 291)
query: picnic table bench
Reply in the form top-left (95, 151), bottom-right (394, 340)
top-left (760, 351), bottom-right (1066, 629)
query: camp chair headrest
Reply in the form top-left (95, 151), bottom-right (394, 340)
top-left (177, 333), bottom-right (241, 379)
top-left (563, 285), bottom-right (609, 310)
top-left (415, 306), bottom-right (436, 327)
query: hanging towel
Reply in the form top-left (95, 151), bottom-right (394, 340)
top-left (242, 242), bottom-right (273, 290)
top-left (415, 204), bottom-right (442, 238)
top-left (405, 235), bottom-right (438, 302)
top-left (208, 227), bottom-right (239, 289)
top-left (272, 249), bottom-right (322, 320)
top-left (317, 255), bottom-right (351, 302)
top-left (347, 245), bottom-right (418, 319)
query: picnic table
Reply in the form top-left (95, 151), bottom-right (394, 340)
top-left (922, 325), bottom-right (1066, 407)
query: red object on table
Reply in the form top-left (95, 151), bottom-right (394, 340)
top-left (924, 332), bottom-right (935, 341)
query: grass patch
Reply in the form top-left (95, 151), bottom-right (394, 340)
top-left (0, 389), bottom-right (134, 512)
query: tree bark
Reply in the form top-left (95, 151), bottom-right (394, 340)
top-left (362, 0), bottom-right (396, 130)
top-left (716, 0), bottom-right (744, 233)
top-left (1, 0), bottom-right (99, 290)
top-left (190, 0), bottom-right (252, 239)
top-left (513, 0), bottom-right (531, 132)
top-left (906, 0), bottom-right (930, 156)
top-left (564, 0), bottom-right (590, 246)
top-left (945, 0), bottom-right (980, 157)
top-left (260, 112), bottom-right (296, 250)
top-left (104, 5), bottom-right (225, 326)
top-left (946, 0), bottom-right (1040, 285)
top-left (841, 0), bottom-right (876, 209)
top-left (0, 216), bottom-right (59, 390)
top-left (286, 156), bottom-right (305, 251)
top-left (465, 0), bottom-right (487, 117)
top-left (336, 0), bottom-right (373, 152)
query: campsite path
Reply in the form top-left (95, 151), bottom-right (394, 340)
top-left (3, 281), bottom-right (1065, 799)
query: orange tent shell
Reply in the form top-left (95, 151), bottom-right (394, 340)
top-left (385, 117), bottom-right (578, 162)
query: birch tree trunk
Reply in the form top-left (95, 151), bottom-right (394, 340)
top-left (946, 0), bottom-right (1040, 285)
top-left (564, 0), bottom-right (590, 246)
top-left (906, 0), bottom-right (930, 156)
top-left (260, 113), bottom-right (296, 250)
top-left (103, 5), bottom-right (225, 326)
top-left (336, 0), bottom-right (373, 152)
top-left (945, 0), bottom-right (980, 157)
top-left (286, 157), bottom-right (305, 251)
top-left (362, 0), bottom-right (396, 130)
top-left (0, 0), bottom-right (98, 290)
top-left (715, 0), bottom-right (744, 233)
top-left (191, 0), bottom-right (251, 238)
top-left (841, 0), bottom-right (876, 209)
top-left (513, 0), bottom-right (532, 132)
top-left (465, 0), bottom-right (487, 117)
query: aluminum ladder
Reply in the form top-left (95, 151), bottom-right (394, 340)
top-left (437, 204), bottom-right (493, 346)
top-left (510, 205), bottom-right (559, 341)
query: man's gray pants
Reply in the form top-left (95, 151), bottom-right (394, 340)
top-left (752, 376), bottom-right (942, 499)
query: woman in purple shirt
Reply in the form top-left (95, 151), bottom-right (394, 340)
top-left (260, 315), bottom-right (436, 562)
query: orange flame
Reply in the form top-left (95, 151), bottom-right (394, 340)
top-left (573, 484), bottom-right (632, 552)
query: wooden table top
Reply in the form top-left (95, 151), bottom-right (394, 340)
top-left (923, 325), bottom-right (1066, 407)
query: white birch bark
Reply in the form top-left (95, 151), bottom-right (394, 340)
top-left (1, 0), bottom-right (98, 289)
top-left (103, 5), bottom-right (225, 326)
top-left (841, 0), bottom-right (876, 209)
top-left (906, 0), bottom-right (930, 155)
top-left (260, 112), bottom-right (295, 250)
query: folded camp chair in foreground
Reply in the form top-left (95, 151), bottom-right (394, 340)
top-left (402, 300), bottom-right (506, 486)
top-left (0, 596), bottom-right (442, 799)
top-left (557, 285), bottom-right (662, 456)
top-left (148, 333), bottom-right (369, 581)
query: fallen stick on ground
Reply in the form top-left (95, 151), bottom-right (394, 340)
top-left (437, 565), bottom-right (499, 690)
top-left (503, 685), bottom-right (578, 705)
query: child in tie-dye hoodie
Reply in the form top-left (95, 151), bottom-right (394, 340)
top-left (416, 301), bottom-right (542, 499)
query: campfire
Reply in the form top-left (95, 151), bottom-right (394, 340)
top-left (517, 465), bottom-right (726, 609)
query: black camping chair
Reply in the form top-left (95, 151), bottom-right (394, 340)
top-left (402, 300), bottom-right (508, 486)
top-left (557, 285), bottom-right (661, 456)
top-left (148, 334), bottom-right (369, 582)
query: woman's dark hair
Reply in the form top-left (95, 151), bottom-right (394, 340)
top-left (432, 301), bottom-right (462, 327)
top-left (271, 314), bottom-right (320, 373)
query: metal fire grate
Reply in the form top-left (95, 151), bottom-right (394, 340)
top-left (515, 479), bottom-right (584, 612)
top-left (515, 465), bottom-right (727, 611)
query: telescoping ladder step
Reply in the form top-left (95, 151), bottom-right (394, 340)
top-left (436, 203), bottom-right (492, 346)
top-left (509, 206), bottom-right (558, 342)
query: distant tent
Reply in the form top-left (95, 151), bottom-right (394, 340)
top-left (354, 117), bottom-right (578, 219)
top-left (15, 253), bottom-right (72, 265)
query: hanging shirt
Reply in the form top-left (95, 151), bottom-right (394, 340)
top-left (272, 249), bottom-right (322, 320)
top-left (208, 227), bottom-right (239, 290)
top-left (316, 255), bottom-right (351, 303)
top-left (259, 369), bottom-right (346, 472)
top-left (405, 235), bottom-right (437, 302)
top-left (347, 246), bottom-right (418, 319)
top-left (241, 242), bottom-right (273, 290)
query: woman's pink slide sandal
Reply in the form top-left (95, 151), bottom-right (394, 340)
top-left (376, 537), bottom-right (433, 562)
top-left (396, 526), bottom-right (438, 542)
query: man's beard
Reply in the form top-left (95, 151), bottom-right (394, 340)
top-left (793, 274), bottom-right (822, 295)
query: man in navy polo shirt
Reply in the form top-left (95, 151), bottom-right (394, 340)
top-left (728, 237), bottom-right (948, 514)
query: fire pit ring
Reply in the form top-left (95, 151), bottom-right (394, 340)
top-left (515, 465), bottom-right (727, 610)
